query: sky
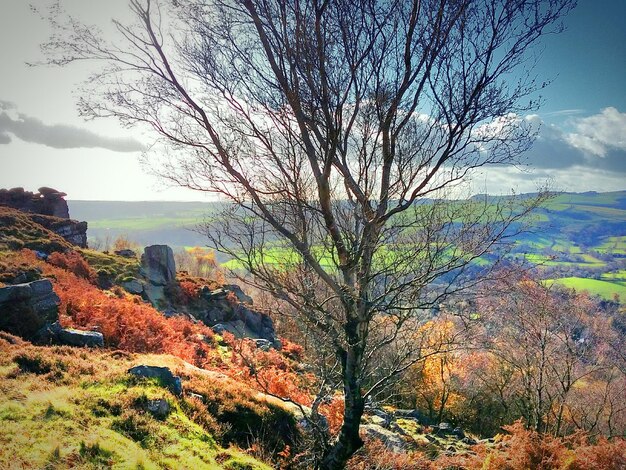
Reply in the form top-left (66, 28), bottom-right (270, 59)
top-left (0, 0), bottom-right (625, 201)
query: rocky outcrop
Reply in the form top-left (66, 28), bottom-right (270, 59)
top-left (128, 365), bottom-right (183, 396)
top-left (35, 321), bottom-right (104, 348)
top-left (197, 285), bottom-right (279, 348)
top-left (141, 245), bottom-right (176, 286)
top-left (362, 407), bottom-right (475, 453)
top-left (131, 244), bottom-right (279, 348)
top-left (0, 187), bottom-right (88, 248)
top-left (121, 278), bottom-right (144, 295)
top-left (361, 424), bottom-right (416, 452)
top-left (30, 215), bottom-right (88, 248)
top-left (0, 280), bottom-right (104, 346)
top-left (0, 187), bottom-right (69, 218)
top-left (0, 279), bottom-right (60, 339)
top-left (139, 245), bottom-right (176, 307)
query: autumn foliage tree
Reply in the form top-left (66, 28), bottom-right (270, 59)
top-left (398, 271), bottom-right (626, 439)
top-left (46, 0), bottom-right (575, 466)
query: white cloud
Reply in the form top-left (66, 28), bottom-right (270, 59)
top-left (565, 107), bottom-right (626, 157)
top-left (0, 101), bottom-right (144, 153)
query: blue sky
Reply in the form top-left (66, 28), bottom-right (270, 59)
top-left (0, 0), bottom-right (624, 200)
top-left (537, 0), bottom-right (626, 118)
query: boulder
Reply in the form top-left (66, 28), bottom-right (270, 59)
top-left (128, 365), bottom-right (183, 396)
top-left (361, 424), bottom-right (414, 452)
top-left (452, 427), bottom-right (466, 439)
top-left (393, 408), bottom-right (431, 424)
top-left (238, 304), bottom-right (263, 333)
top-left (55, 326), bottom-right (104, 348)
top-left (254, 338), bottom-right (273, 351)
top-left (223, 284), bottom-right (253, 304)
top-left (211, 323), bottom-right (227, 334)
top-left (368, 415), bottom-right (390, 428)
top-left (48, 220), bottom-right (88, 247)
top-left (367, 409), bottom-right (392, 428)
top-left (114, 249), bottom-right (137, 258)
top-left (121, 279), bottom-right (144, 295)
top-left (206, 308), bottom-right (226, 324)
top-left (141, 245), bottom-right (176, 286)
top-left (34, 321), bottom-right (104, 348)
top-left (145, 398), bottom-right (170, 419)
top-left (434, 422), bottom-right (456, 436)
top-left (0, 279), bottom-right (60, 339)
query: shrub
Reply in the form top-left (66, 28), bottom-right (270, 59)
top-left (111, 410), bottom-right (158, 448)
top-left (78, 442), bottom-right (115, 467)
top-left (3, 250), bottom-right (222, 369)
top-left (13, 351), bottom-right (66, 378)
top-left (184, 374), bottom-right (300, 455)
top-left (48, 251), bottom-right (97, 283)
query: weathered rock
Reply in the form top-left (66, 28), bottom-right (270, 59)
top-left (145, 398), bottom-right (170, 419)
top-left (121, 279), bottom-right (144, 295)
top-left (56, 327), bottom-right (104, 348)
top-left (0, 187), bottom-right (88, 247)
top-left (188, 392), bottom-right (204, 402)
top-left (211, 323), bottom-right (227, 334)
top-left (452, 427), bottom-right (466, 439)
top-left (114, 249), bottom-right (137, 258)
top-left (368, 415), bottom-right (390, 428)
top-left (142, 283), bottom-right (166, 308)
top-left (367, 408), bottom-right (392, 428)
top-left (34, 321), bottom-right (104, 348)
top-left (434, 422), bottom-right (455, 436)
top-left (361, 424), bottom-right (414, 452)
top-left (223, 284), bottom-right (253, 305)
top-left (461, 436), bottom-right (477, 445)
top-left (141, 245), bottom-right (176, 286)
top-left (206, 308), bottom-right (226, 324)
top-left (202, 287), bottom-right (229, 300)
top-left (0, 186), bottom-right (69, 218)
top-left (254, 338), bottom-right (273, 351)
top-left (393, 408), bottom-right (431, 424)
top-left (48, 219), bottom-right (88, 247)
top-left (128, 365), bottom-right (183, 396)
top-left (0, 279), bottom-right (60, 339)
top-left (238, 304), bottom-right (263, 334)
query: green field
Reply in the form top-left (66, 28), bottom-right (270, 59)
top-left (69, 191), bottom-right (626, 301)
top-left (595, 236), bottom-right (626, 255)
top-left (521, 253), bottom-right (606, 268)
top-left (545, 277), bottom-right (626, 300)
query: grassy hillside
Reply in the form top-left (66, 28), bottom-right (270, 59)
top-left (0, 334), bottom-right (276, 470)
top-left (69, 191), bottom-right (626, 300)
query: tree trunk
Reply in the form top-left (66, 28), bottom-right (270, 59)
top-left (320, 341), bottom-right (365, 469)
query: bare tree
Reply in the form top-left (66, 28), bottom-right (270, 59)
top-left (45, 0), bottom-right (574, 466)
top-left (478, 272), bottom-right (612, 436)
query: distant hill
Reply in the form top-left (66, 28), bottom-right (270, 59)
top-left (68, 200), bottom-right (223, 250)
top-left (69, 191), bottom-right (626, 300)
top-left (69, 190), bottom-right (626, 250)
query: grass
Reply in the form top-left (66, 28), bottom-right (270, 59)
top-left (522, 253), bottom-right (606, 268)
top-left (544, 277), bottom-right (626, 301)
top-left (0, 335), bottom-right (274, 470)
top-left (0, 206), bottom-right (72, 253)
top-left (79, 248), bottom-right (140, 284)
top-left (595, 236), bottom-right (626, 255)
